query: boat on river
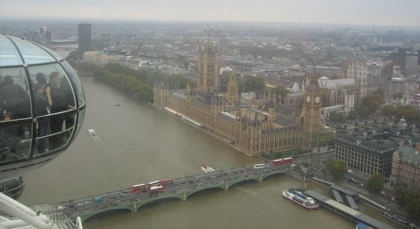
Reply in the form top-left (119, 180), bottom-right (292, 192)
top-left (88, 129), bottom-right (96, 136)
top-left (282, 188), bottom-right (319, 210)
top-left (201, 164), bottom-right (215, 173)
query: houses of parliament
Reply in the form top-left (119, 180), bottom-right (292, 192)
top-left (153, 42), bottom-right (322, 156)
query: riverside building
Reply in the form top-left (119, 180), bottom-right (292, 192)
top-left (391, 142), bottom-right (420, 189)
top-left (154, 42), bottom-right (323, 156)
top-left (334, 121), bottom-right (420, 178)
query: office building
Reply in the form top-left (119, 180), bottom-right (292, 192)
top-left (391, 143), bottom-right (420, 189)
top-left (78, 22), bottom-right (91, 58)
top-left (334, 122), bottom-right (420, 178)
top-left (405, 51), bottom-right (419, 76)
top-left (389, 77), bottom-right (405, 97)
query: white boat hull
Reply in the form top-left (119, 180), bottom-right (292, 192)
top-left (282, 190), bottom-right (319, 210)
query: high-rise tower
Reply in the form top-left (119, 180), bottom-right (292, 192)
top-left (301, 76), bottom-right (322, 151)
top-left (78, 22), bottom-right (91, 59)
top-left (405, 51), bottom-right (419, 76)
top-left (197, 42), bottom-right (219, 93)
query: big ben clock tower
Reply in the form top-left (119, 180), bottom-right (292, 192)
top-left (302, 76), bottom-right (322, 151)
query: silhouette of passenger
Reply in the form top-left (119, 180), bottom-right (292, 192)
top-left (35, 72), bottom-right (48, 89)
top-left (49, 73), bottom-right (65, 148)
top-left (34, 83), bottom-right (52, 153)
top-left (49, 72), bottom-right (76, 146)
top-left (60, 77), bottom-right (75, 139)
top-left (48, 71), bottom-right (59, 88)
top-left (0, 113), bottom-right (23, 161)
top-left (34, 72), bottom-right (51, 132)
top-left (0, 75), bottom-right (30, 119)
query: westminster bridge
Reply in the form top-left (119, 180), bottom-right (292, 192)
top-left (31, 162), bottom-right (291, 223)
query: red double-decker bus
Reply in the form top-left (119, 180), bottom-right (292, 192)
top-left (131, 184), bottom-right (146, 193)
top-left (148, 180), bottom-right (160, 188)
top-left (272, 157), bottom-right (293, 166)
top-left (149, 185), bottom-right (164, 194)
top-left (160, 178), bottom-right (174, 186)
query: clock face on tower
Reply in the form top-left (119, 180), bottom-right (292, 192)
top-left (306, 96), bottom-right (311, 103)
top-left (315, 96), bottom-right (320, 103)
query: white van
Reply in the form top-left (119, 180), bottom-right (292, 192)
top-left (253, 164), bottom-right (265, 169)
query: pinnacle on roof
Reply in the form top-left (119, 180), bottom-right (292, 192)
top-left (306, 75), bottom-right (320, 90)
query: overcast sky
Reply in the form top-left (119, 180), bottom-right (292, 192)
top-left (1, 0), bottom-right (420, 27)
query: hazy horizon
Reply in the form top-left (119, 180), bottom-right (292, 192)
top-left (1, 0), bottom-right (420, 28)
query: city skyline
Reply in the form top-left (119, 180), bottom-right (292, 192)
top-left (1, 0), bottom-right (420, 27)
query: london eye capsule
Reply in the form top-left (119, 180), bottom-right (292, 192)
top-left (0, 34), bottom-right (86, 182)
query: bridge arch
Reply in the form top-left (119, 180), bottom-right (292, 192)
top-left (82, 207), bottom-right (132, 223)
top-left (184, 186), bottom-right (225, 199)
top-left (136, 196), bottom-right (183, 211)
top-left (227, 177), bottom-right (260, 189)
top-left (260, 172), bottom-right (287, 181)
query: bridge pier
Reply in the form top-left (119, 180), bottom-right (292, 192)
top-left (182, 192), bottom-right (187, 201)
top-left (133, 202), bottom-right (137, 212)
top-left (259, 174), bottom-right (263, 183)
top-left (224, 182), bottom-right (229, 191)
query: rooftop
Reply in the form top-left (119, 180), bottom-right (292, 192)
top-left (335, 124), bottom-right (420, 154)
top-left (396, 145), bottom-right (420, 166)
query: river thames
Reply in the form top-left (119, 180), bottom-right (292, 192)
top-left (18, 75), bottom-right (399, 228)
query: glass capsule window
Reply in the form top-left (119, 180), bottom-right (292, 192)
top-left (0, 35), bottom-right (85, 180)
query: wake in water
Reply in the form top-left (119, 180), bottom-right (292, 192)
top-left (91, 135), bottom-right (102, 142)
top-left (88, 129), bottom-right (102, 142)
